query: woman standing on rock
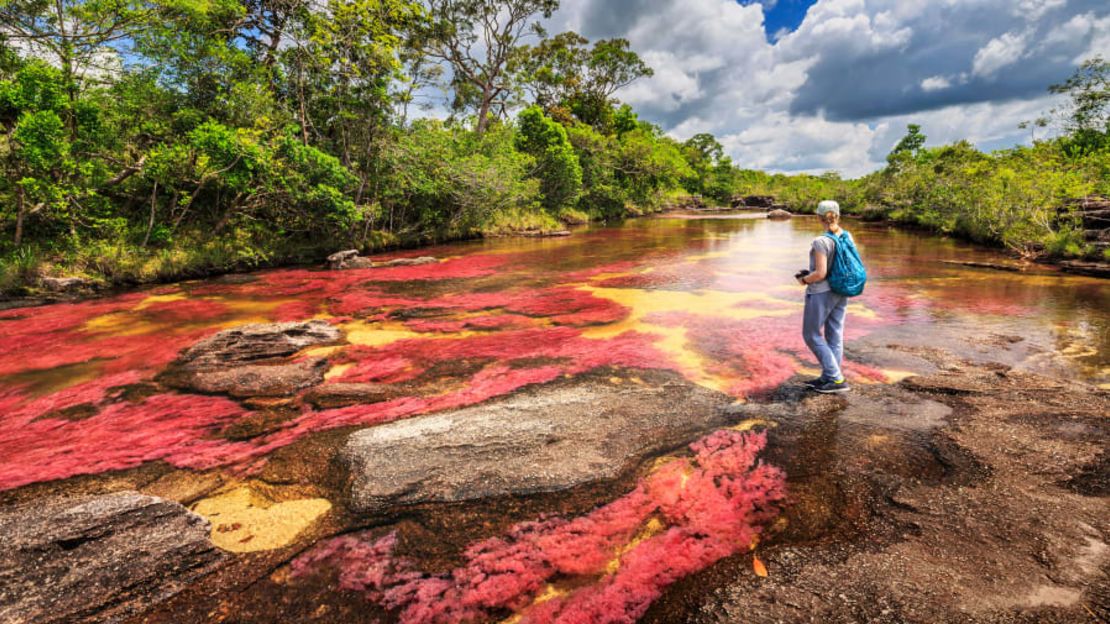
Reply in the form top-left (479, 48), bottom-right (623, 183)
top-left (797, 200), bottom-right (851, 393)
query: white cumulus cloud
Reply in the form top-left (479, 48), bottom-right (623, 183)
top-left (972, 32), bottom-right (1029, 79)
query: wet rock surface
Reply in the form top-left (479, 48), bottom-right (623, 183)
top-left (303, 382), bottom-right (402, 408)
top-left (341, 369), bottom-right (734, 514)
top-left (766, 208), bottom-right (792, 220)
top-left (161, 320), bottom-right (340, 397)
top-left (646, 355), bottom-right (1110, 624)
top-left (375, 256), bottom-right (438, 267)
top-left (0, 491), bottom-right (226, 624)
top-left (177, 358), bottom-right (328, 398)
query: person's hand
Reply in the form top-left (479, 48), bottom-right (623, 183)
top-left (797, 275), bottom-right (807, 286)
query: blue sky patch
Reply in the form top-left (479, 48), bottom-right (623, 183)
top-left (740, 0), bottom-right (816, 40)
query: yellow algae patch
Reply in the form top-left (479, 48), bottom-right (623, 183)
top-left (728, 418), bottom-right (777, 432)
top-left (305, 345), bottom-right (345, 358)
top-left (882, 369), bottom-right (917, 383)
top-left (83, 294), bottom-right (293, 336)
top-left (133, 292), bottom-right (187, 309)
top-left (583, 286), bottom-right (795, 328)
top-left (580, 286), bottom-right (795, 394)
top-left (342, 320), bottom-right (429, 346)
top-left (215, 298), bottom-right (291, 327)
top-left (606, 517), bottom-right (666, 575)
top-left (499, 584), bottom-right (571, 624)
top-left (324, 362), bottom-right (353, 380)
top-left (192, 485), bottom-right (331, 553)
top-left (644, 454), bottom-right (680, 475)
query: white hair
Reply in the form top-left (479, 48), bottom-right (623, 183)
top-left (816, 200), bottom-right (840, 216)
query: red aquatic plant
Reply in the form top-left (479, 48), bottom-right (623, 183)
top-left (292, 429), bottom-right (785, 624)
top-left (0, 390), bottom-right (248, 490)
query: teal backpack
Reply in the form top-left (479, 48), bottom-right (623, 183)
top-left (823, 230), bottom-right (867, 297)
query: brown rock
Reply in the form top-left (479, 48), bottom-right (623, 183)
top-left (177, 320), bottom-right (340, 369)
top-left (374, 256), bottom-right (438, 267)
top-left (174, 358), bottom-right (328, 398)
top-left (162, 321), bottom-right (341, 398)
top-left (304, 382), bottom-right (401, 409)
top-left (767, 209), bottom-right (793, 220)
top-left (0, 492), bottom-right (226, 624)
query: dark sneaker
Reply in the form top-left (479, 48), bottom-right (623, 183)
top-left (803, 376), bottom-right (827, 388)
top-left (812, 378), bottom-right (850, 394)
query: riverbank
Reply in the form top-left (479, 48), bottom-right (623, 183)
top-left (6, 207), bottom-right (1107, 310)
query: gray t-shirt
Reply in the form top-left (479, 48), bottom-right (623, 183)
top-left (807, 234), bottom-right (836, 294)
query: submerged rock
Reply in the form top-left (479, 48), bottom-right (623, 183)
top-left (303, 382), bottom-right (402, 409)
top-left (0, 491), bottom-right (226, 624)
top-left (374, 256), bottom-right (438, 267)
top-left (178, 358), bottom-right (329, 398)
top-left (341, 370), bottom-right (733, 514)
top-left (767, 209), bottom-right (792, 220)
top-left (519, 230), bottom-right (571, 238)
top-left (163, 320), bottom-right (340, 397)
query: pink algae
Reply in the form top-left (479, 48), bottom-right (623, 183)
top-left (292, 430), bottom-right (786, 624)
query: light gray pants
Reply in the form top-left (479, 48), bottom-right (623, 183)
top-left (803, 290), bottom-right (848, 381)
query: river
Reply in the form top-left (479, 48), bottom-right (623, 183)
top-left (1, 212), bottom-right (1107, 623)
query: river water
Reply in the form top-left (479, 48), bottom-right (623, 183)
top-left (1, 213), bottom-right (1107, 621)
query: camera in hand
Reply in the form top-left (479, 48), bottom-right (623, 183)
top-left (794, 269), bottom-right (811, 280)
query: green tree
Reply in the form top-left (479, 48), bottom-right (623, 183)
top-left (515, 105), bottom-right (582, 213)
top-left (512, 32), bottom-right (652, 128)
top-left (423, 0), bottom-right (558, 133)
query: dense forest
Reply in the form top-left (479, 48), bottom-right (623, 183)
top-left (0, 0), bottom-right (1107, 294)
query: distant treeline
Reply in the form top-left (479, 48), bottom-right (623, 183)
top-left (0, 0), bottom-right (1106, 294)
top-left (735, 57), bottom-right (1110, 260)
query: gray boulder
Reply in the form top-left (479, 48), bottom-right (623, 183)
top-left (767, 208), bottom-right (792, 220)
top-left (0, 492), bottom-right (226, 624)
top-left (326, 249), bottom-right (360, 269)
top-left (341, 370), bottom-right (733, 514)
top-left (40, 276), bottom-right (93, 293)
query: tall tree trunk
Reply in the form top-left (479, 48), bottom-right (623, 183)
top-left (476, 86), bottom-right (493, 134)
top-left (14, 184), bottom-right (25, 246)
top-left (141, 182), bottom-right (158, 248)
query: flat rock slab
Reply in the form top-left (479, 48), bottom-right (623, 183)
top-left (0, 491), bottom-right (227, 624)
top-left (342, 370), bottom-right (733, 514)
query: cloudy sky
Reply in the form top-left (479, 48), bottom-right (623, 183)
top-left (540, 0), bottom-right (1110, 176)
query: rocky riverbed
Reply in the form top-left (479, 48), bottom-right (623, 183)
top-left (1, 342), bottom-right (1105, 623)
top-left (1, 216), bottom-right (1106, 623)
